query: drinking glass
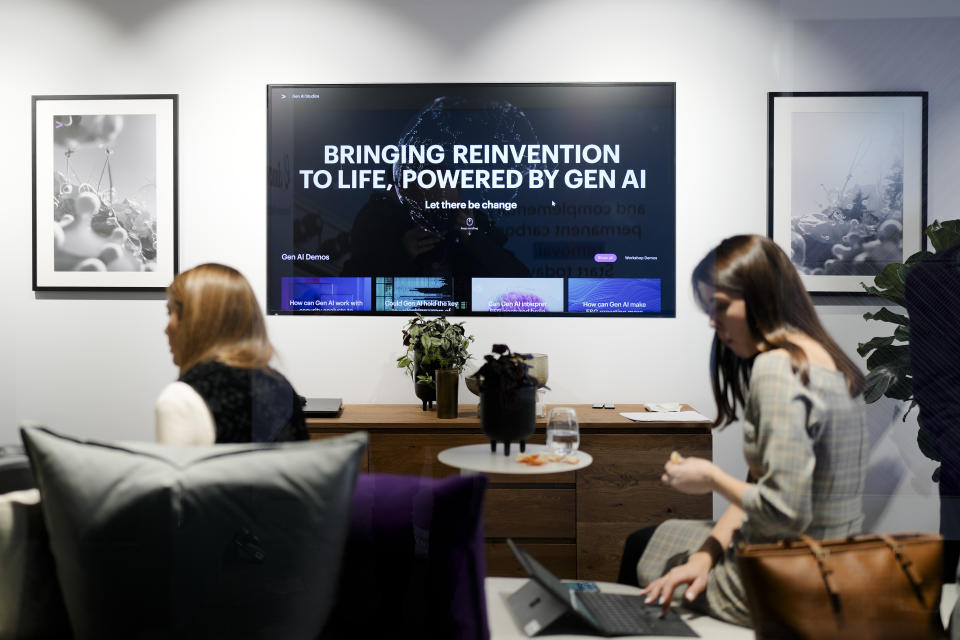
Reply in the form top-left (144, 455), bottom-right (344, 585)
top-left (546, 407), bottom-right (580, 456)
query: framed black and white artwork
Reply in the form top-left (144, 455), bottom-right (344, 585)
top-left (32, 94), bottom-right (178, 291)
top-left (768, 92), bottom-right (927, 294)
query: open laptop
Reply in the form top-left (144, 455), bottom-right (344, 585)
top-left (505, 539), bottom-right (698, 637)
top-left (301, 397), bottom-right (343, 418)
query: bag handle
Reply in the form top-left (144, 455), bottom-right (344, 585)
top-left (879, 534), bottom-right (927, 605)
top-left (796, 534), bottom-right (928, 609)
top-left (798, 534), bottom-right (840, 610)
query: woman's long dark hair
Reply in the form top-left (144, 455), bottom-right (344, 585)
top-left (692, 235), bottom-right (865, 428)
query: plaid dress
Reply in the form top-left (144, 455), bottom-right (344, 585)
top-left (636, 351), bottom-right (868, 626)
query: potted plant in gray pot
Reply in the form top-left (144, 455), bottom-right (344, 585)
top-left (474, 344), bottom-right (538, 456)
top-left (397, 314), bottom-right (474, 412)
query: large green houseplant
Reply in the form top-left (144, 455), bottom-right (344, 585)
top-left (397, 314), bottom-right (474, 410)
top-left (858, 219), bottom-right (960, 469)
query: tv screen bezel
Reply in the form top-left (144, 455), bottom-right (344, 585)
top-left (265, 82), bottom-right (677, 318)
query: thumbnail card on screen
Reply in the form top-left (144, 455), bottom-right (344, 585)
top-left (471, 278), bottom-right (563, 313)
top-left (375, 277), bottom-right (463, 312)
top-left (568, 278), bottom-right (661, 313)
top-left (281, 277), bottom-right (371, 311)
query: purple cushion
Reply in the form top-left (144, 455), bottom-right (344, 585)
top-left (321, 473), bottom-right (489, 640)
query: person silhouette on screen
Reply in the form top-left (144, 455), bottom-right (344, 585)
top-left (342, 95), bottom-right (533, 279)
top-left (340, 184), bottom-right (528, 278)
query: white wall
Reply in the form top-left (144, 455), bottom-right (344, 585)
top-left (1, 0), bottom-right (957, 531)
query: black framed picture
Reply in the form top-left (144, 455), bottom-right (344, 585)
top-left (768, 92), bottom-right (927, 294)
top-left (32, 94), bottom-right (178, 291)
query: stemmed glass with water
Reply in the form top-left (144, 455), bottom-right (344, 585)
top-left (546, 407), bottom-right (580, 456)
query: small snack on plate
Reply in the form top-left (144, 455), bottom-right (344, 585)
top-left (670, 450), bottom-right (682, 464)
top-left (516, 453), bottom-right (546, 465)
top-left (516, 452), bottom-right (580, 466)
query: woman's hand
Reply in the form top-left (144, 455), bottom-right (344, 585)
top-left (661, 455), bottom-right (718, 494)
top-left (639, 551), bottom-right (712, 617)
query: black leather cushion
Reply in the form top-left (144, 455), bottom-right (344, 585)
top-left (21, 427), bottom-right (366, 640)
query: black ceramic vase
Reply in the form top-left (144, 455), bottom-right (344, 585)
top-left (480, 385), bottom-right (536, 456)
top-left (413, 354), bottom-right (436, 410)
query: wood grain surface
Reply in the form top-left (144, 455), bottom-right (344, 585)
top-left (484, 487), bottom-right (576, 538)
top-left (308, 404), bottom-right (711, 433)
top-left (486, 542), bottom-right (578, 578)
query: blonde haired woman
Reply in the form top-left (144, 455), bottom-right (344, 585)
top-left (155, 263), bottom-right (307, 444)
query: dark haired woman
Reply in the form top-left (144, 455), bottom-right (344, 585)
top-left (155, 263), bottom-right (308, 444)
top-left (618, 235), bottom-right (867, 626)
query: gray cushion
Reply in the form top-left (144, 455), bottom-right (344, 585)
top-left (21, 427), bottom-right (367, 640)
top-left (0, 489), bottom-right (71, 639)
top-left (0, 445), bottom-right (36, 493)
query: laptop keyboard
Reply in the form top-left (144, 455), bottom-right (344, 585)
top-left (577, 592), bottom-right (653, 635)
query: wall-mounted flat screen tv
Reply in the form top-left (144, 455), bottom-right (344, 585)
top-left (267, 83), bottom-right (675, 316)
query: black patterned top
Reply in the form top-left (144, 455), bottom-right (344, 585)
top-left (179, 361), bottom-right (308, 443)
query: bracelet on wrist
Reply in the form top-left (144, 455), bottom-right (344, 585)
top-left (697, 535), bottom-right (724, 566)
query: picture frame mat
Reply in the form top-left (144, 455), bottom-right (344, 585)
top-left (769, 93), bottom-right (925, 294)
top-left (34, 96), bottom-right (176, 289)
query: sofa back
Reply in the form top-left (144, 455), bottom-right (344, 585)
top-left (2, 446), bottom-right (489, 640)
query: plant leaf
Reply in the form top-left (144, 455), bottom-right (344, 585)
top-left (856, 336), bottom-right (894, 357)
top-left (904, 250), bottom-right (933, 268)
top-left (927, 219), bottom-right (960, 253)
top-left (863, 308), bottom-right (909, 327)
top-left (860, 283), bottom-right (906, 307)
top-left (873, 262), bottom-right (906, 291)
top-left (865, 344), bottom-right (910, 371)
top-left (894, 325), bottom-right (910, 342)
top-left (864, 366), bottom-right (897, 403)
top-left (885, 375), bottom-right (913, 402)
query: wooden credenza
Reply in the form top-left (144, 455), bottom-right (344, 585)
top-left (307, 403), bottom-right (712, 581)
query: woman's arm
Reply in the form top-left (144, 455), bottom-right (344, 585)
top-left (705, 500), bottom-right (745, 552)
top-left (740, 353), bottom-right (816, 536)
top-left (661, 456), bottom-right (750, 509)
top-left (639, 502), bottom-right (744, 615)
top-left (665, 354), bottom-right (817, 537)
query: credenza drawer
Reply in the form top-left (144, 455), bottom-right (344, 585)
top-left (486, 542), bottom-right (577, 578)
top-left (484, 487), bottom-right (576, 538)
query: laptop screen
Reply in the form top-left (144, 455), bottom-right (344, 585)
top-left (506, 539), bottom-right (601, 628)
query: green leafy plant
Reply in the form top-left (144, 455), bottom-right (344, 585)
top-left (475, 344), bottom-right (538, 404)
top-left (397, 314), bottom-right (474, 388)
top-left (858, 219), bottom-right (960, 464)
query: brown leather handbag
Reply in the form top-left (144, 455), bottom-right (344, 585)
top-left (735, 533), bottom-right (945, 640)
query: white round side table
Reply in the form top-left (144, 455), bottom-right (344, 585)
top-left (438, 443), bottom-right (592, 475)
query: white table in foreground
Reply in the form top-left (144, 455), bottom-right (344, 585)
top-left (485, 577), bottom-right (751, 640)
top-left (438, 443), bottom-right (592, 474)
